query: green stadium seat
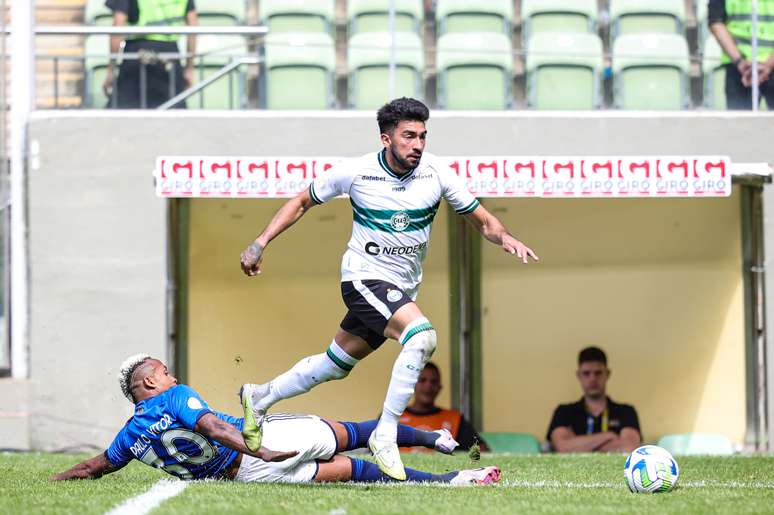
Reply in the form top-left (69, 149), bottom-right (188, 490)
top-left (260, 0), bottom-right (335, 34)
top-left (195, 0), bottom-right (246, 26)
top-left (347, 31), bottom-right (424, 109)
top-left (657, 433), bottom-right (734, 455)
top-left (188, 35), bottom-right (248, 109)
top-left (609, 0), bottom-right (686, 38)
top-left (521, 0), bottom-right (597, 43)
top-left (348, 0), bottom-right (423, 35)
top-left (435, 0), bottom-right (513, 35)
top-left (84, 35), bottom-right (110, 108)
top-left (85, 0), bottom-right (113, 25)
top-left (703, 35), bottom-right (725, 109)
top-left (480, 432), bottom-right (541, 454)
top-left (436, 32), bottom-right (513, 109)
top-left (526, 32), bottom-right (603, 110)
top-left (264, 32), bottom-right (336, 109)
top-left (613, 33), bottom-right (690, 110)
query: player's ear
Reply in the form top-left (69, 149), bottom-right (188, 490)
top-left (143, 374), bottom-right (156, 389)
top-left (380, 131), bottom-right (391, 147)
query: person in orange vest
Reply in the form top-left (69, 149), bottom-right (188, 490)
top-left (399, 362), bottom-right (488, 452)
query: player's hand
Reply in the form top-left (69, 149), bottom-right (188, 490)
top-left (255, 447), bottom-right (299, 462)
top-left (502, 235), bottom-right (539, 264)
top-left (103, 68), bottom-right (114, 97)
top-left (240, 242), bottom-right (264, 277)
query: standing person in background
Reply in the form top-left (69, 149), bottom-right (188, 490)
top-left (400, 362), bottom-right (488, 452)
top-left (547, 347), bottom-right (641, 453)
top-left (104, 0), bottom-right (198, 108)
top-left (708, 0), bottom-right (774, 109)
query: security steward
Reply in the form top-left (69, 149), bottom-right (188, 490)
top-left (709, 0), bottom-right (774, 109)
top-left (104, 0), bottom-right (198, 108)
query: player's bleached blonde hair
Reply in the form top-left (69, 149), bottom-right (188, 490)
top-left (118, 353), bottom-right (152, 402)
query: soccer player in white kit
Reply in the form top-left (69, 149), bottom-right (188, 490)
top-left (239, 98), bottom-right (538, 480)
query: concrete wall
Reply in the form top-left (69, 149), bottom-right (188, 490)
top-left (1, 111), bottom-right (771, 451)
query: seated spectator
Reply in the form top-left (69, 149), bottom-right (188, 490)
top-left (399, 362), bottom-right (488, 452)
top-left (547, 346), bottom-right (641, 453)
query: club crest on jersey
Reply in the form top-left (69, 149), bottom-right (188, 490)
top-left (386, 289), bottom-right (404, 303)
top-left (390, 211), bottom-right (410, 231)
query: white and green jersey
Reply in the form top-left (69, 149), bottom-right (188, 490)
top-left (309, 149), bottom-right (480, 295)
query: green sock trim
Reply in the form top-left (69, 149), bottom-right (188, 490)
top-left (326, 348), bottom-right (353, 372)
top-left (400, 323), bottom-right (434, 346)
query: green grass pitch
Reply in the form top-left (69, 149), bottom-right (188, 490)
top-left (2, 452), bottom-right (774, 514)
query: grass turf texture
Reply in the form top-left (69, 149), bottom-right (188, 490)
top-left (2, 452), bottom-right (774, 514)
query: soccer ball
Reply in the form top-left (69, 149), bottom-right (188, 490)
top-left (624, 445), bottom-right (679, 493)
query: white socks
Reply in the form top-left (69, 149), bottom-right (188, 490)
top-left (375, 318), bottom-right (437, 441)
top-left (256, 340), bottom-right (359, 412)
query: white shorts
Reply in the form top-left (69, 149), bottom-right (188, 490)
top-left (234, 414), bottom-right (338, 484)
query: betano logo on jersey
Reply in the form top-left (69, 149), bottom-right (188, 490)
top-left (365, 241), bottom-right (427, 256)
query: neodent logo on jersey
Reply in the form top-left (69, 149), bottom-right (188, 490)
top-left (365, 241), bottom-right (427, 256)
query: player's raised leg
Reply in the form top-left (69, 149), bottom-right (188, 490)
top-left (240, 330), bottom-right (373, 451)
top-left (369, 303), bottom-right (436, 480)
top-left (329, 418), bottom-right (458, 454)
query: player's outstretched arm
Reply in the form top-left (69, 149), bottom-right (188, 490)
top-left (240, 188), bottom-right (317, 277)
top-left (463, 205), bottom-right (539, 264)
top-left (195, 413), bottom-right (298, 462)
top-left (51, 452), bottom-right (124, 481)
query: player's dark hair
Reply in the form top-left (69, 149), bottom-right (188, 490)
top-left (377, 97), bottom-right (429, 134)
top-left (578, 346), bottom-right (607, 366)
top-left (424, 361), bottom-right (439, 375)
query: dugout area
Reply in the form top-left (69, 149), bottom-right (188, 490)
top-left (181, 187), bottom-right (748, 446)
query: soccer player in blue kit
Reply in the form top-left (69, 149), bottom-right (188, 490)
top-left (51, 354), bottom-right (500, 486)
top-left (239, 98), bottom-right (539, 480)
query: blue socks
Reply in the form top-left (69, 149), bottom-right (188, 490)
top-left (349, 458), bottom-right (457, 483)
top-left (341, 420), bottom-right (438, 451)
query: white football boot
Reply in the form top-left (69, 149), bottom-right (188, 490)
top-left (239, 383), bottom-right (271, 452)
top-left (368, 432), bottom-right (406, 481)
top-left (433, 428), bottom-right (460, 455)
top-left (450, 466), bottom-right (501, 486)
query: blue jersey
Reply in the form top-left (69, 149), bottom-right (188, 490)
top-left (105, 384), bottom-right (243, 480)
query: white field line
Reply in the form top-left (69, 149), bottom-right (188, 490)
top-left (105, 479), bottom-right (189, 515)
top-left (301, 479), bottom-right (774, 490)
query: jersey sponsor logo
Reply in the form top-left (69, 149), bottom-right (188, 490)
top-left (364, 241), bottom-right (427, 256)
top-left (361, 175), bottom-right (387, 182)
top-left (390, 211), bottom-right (410, 231)
top-left (187, 397), bottom-right (203, 410)
top-left (386, 289), bottom-right (404, 303)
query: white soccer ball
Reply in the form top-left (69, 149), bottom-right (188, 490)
top-left (624, 445), bottom-right (679, 493)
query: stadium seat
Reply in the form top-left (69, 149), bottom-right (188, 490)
top-left (85, 0), bottom-right (113, 25)
top-left (609, 0), bottom-right (686, 38)
top-left (657, 433), bottom-right (734, 455)
top-left (480, 432), bottom-right (541, 454)
top-left (348, 0), bottom-right (424, 35)
top-left (263, 32), bottom-right (336, 109)
top-left (84, 35), bottom-right (110, 108)
top-left (347, 31), bottom-right (424, 109)
top-left (436, 32), bottom-right (513, 109)
top-left (435, 0), bottom-right (513, 36)
top-left (195, 0), bottom-right (246, 26)
top-left (521, 0), bottom-right (597, 43)
top-left (613, 33), bottom-right (690, 110)
top-left (702, 35), bottom-right (725, 109)
top-left (260, 0), bottom-right (336, 34)
top-left (188, 35), bottom-right (248, 109)
top-left (526, 32), bottom-right (603, 110)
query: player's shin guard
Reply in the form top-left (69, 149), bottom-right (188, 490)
top-left (258, 340), bottom-right (359, 411)
top-left (375, 318), bottom-right (437, 441)
top-left (348, 458), bottom-right (456, 483)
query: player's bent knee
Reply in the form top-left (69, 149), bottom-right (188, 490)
top-left (402, 326), bottom-right (437, 363)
